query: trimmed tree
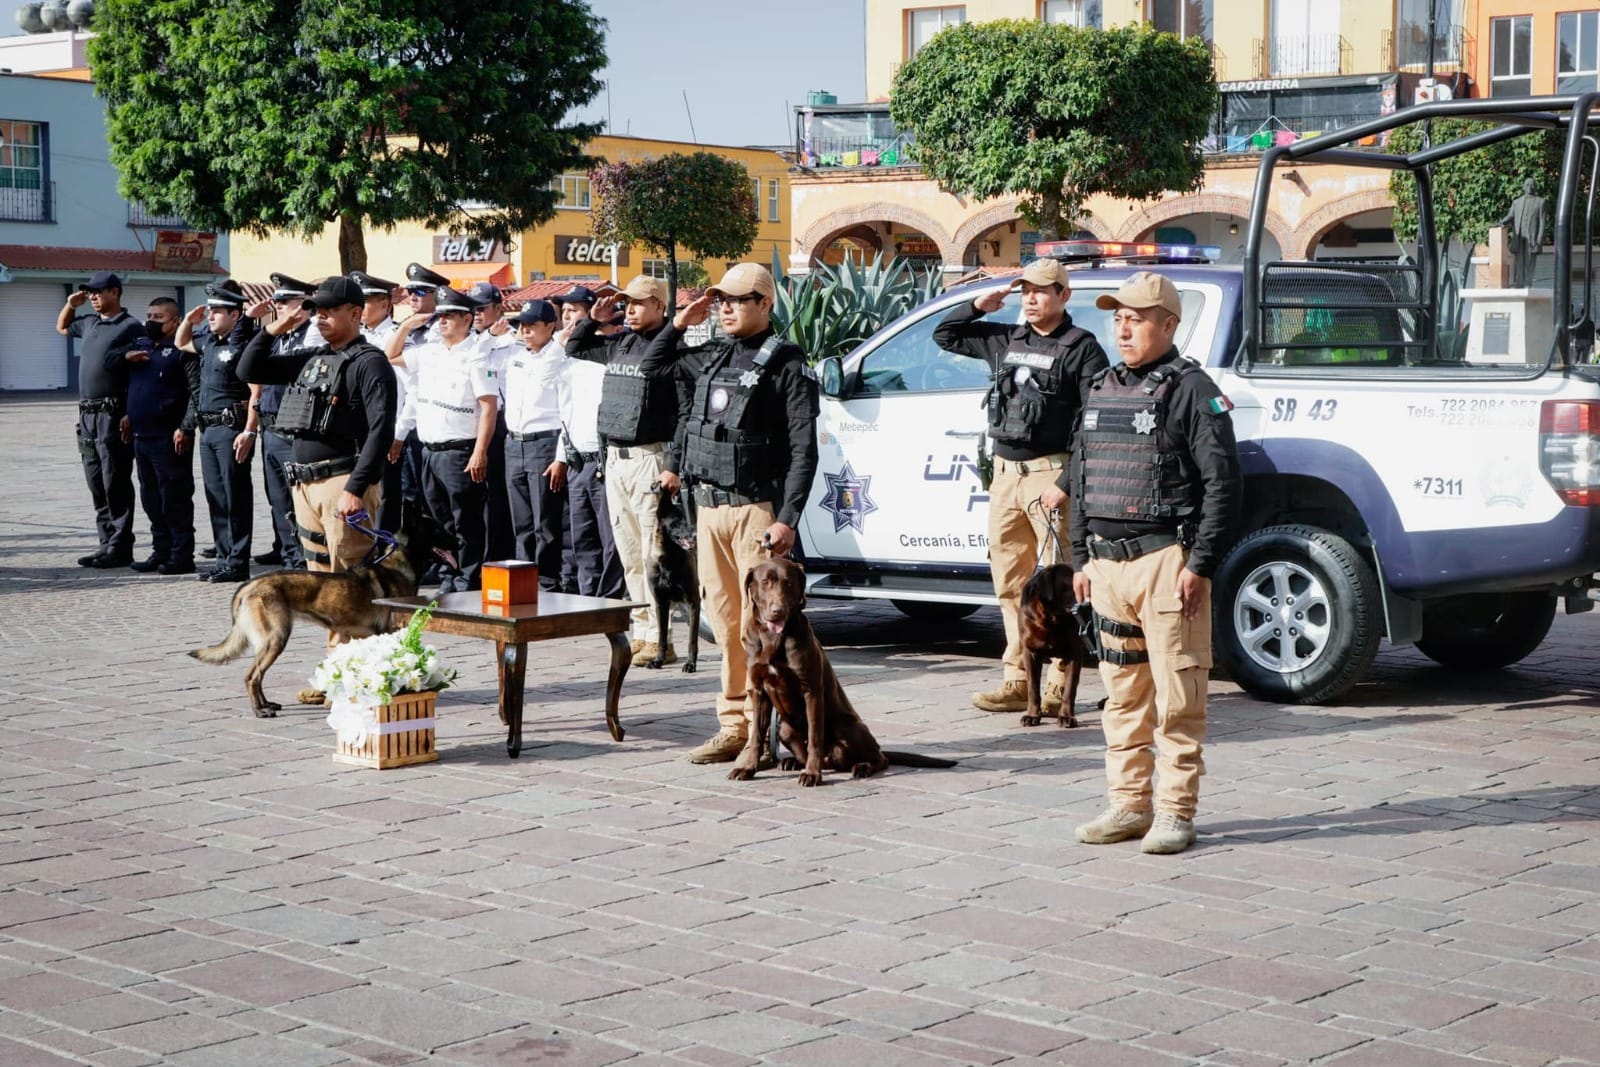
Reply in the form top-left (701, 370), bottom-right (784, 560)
top-left (88, 0), bottom-right (606, 272)
top-left (890, 20), bottom-right (1217, 241)
top-left (588, 153), bottom-right (758, 309)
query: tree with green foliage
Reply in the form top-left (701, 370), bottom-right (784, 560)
top-left (589, 153), bottom-right (758, 310)
top-left (890, 20), bottom-right (1216, 241)
top-left (89, 0), bottom-right (606, 272)
top-left (1388, 119), bottom-right (1563, 247)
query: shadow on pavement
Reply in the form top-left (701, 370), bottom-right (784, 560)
top-left (1207, 785), bottom-right (1600, 842)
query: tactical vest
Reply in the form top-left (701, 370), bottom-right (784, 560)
top-left (1078, 358), bottom-right (1201, 525)
top-left (986, 326), bottom-right (1089, 448)
top-left (595, 334), bottom-right (678, 444)
top-left (274, 346), bottom-right (359, 440)
top-left (258, 323), bottom-right (313, 417)
top-left (681, 335), bottom-right (784, 493)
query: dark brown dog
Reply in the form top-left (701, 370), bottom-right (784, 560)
top-left (729, 557), bottom-right (956, 785)
top-left (1019, 562), bottom-right (1085, 728)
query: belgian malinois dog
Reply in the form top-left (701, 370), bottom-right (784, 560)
top-left (190, 542), bottom-right (420, 717)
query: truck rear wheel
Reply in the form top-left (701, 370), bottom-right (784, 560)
top-left (1415, 592), bottom-right (1556, 671)
top-left (1213, 524), bottom-right (1381, 705)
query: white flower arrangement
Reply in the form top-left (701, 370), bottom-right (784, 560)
top-left (316, 603), bottom-right (456, 747)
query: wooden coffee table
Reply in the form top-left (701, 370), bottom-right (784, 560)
top-left (376, 592), bottom-right (641, 759)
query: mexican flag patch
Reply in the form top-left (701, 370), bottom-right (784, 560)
top-left (1208, 395), bottom-right (1233, 415)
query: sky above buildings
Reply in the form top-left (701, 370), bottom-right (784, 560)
top-left (1, 0), bottom-right (870, 148)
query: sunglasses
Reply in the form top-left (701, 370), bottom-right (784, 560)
top-left (714, 294), bottom-right (762, 307)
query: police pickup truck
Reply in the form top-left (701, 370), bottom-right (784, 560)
top-left (799, 94), bottom-right (1600, 705)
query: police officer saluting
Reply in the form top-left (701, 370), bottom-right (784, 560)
top-left (1070, 272), bottom-right (1240, 855)
top-left (176, 279), bottom-right (261, 583)
top-left (500, 298), bottom-right (568, 588)
top-left (250, 273), bottom-right (323, 571)
top-left (470, 281), bottom-right (518, 564)
top-left (641, 263), bottom-right (820, 764)
top-left (57, 270), bottom-right (144, 568)
top-left (387, 285), bottom-right (498, 592)
top-left (124, 297), bottom-right (200, 574)
top-left (236, 276), bottom-right (397, 578)
top-left (934, 258), bottom-right (1108, 715)
top-left (569, 275), bottom-right (684, 664)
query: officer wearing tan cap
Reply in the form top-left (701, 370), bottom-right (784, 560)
top-left (640, 263), bottom-right (820, 764)
top-left (568, 274), bottom-right (687, 664)
top-left (1070, 271), bottom-right (1240, 855)
top-left (934, 257), bottom-right (1109, 715)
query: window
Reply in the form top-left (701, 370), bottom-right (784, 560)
top-left (1040, 0), bottom-right (1100, 27)
top-left (767, 178), bottom-right (780, 222)
top-left (1395, 0), bottom-right (1461, 68)
top-left (551, 173), bottom-right (590, 210)
top-left (641, 259), bottom-right (670, 280)
top-left (1559, 11), bottom-right (1600, 94)
top-left (857, 305), bottom-right (992, 395)
top-left (0, 120), bottom-right (44, 191)
top-left (1147, 0), bottom-right (1212, 41)
top-left (1491, 16), bottom-right (1532, 97)
top-left (1270, 0), bottom-right (1342, 75)
top-left (750, 178), bottom-right (761, 219)
top-left (906, 6), bottom-right (965, 59)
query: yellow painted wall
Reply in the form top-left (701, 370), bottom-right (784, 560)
top-left (1470, 0), bottom-right (1575, 96)
top-left (228, 133), bottom-right (791, 289)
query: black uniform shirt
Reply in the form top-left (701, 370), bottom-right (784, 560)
top-left (640, 322), bottom-right (819, 529)
top-left (68, 310), bottom-right (142, 401)
top-left (933, 299), bottom-right (1108, 465)
top-left (1069, 348), bottom-right (1242, 579)
top-left (195, 317), bottom-right (258, 413)
top-left (125, 337), bottom-right (200, 436)
top-left (236, 330), bottom-right (398, 497)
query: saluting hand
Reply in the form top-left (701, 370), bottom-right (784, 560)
top-left (973, 289), bottom-right (1007, 314)
top-left (674, 292), bottom-right (714, 330)
top-left (245, 298), bottom-right (273, 320)
top-left (185, 305), bottom-right (207, 326)
top-left (67, 289), bottom-right (89, 309)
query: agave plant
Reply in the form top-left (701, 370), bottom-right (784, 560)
top-left (769, 249), bottom-right (946, 362)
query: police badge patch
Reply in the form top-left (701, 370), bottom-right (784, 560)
top-left (818, 462), bottom-right (879, 533)
top-left (738, 369), bottom-right (761, 388)
top-left (1132, 409), bottom-right (1158, 434)
top-left (709, 387), bottom-right (731, 413)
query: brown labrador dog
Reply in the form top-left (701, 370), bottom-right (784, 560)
top-left (1019, 562), bottom-right (1085, 728)
top-left (730, 557), bottom-right (957, 786)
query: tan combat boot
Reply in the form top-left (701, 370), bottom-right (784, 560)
top-left (687, 728), bottom-right (747, 764)
top-left (1041, 678), bottom-right (1065, 715)
top-left (1140, 813), bottom-right (1197, 855)
top-left (970, 679), bottom-right (1028, 713)
top-left (1075, 807), bottom-right (1155, 844)
top-left (632, 643), bottom-right (678, 667)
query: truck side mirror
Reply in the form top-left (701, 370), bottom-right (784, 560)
top-left (818, 356), bottom-right (845, 398)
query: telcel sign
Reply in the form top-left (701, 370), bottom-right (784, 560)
top-left (555, 235), bottom-right (628, 266)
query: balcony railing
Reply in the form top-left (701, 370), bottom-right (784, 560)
top-left (0, 182), bottom-right (54, 223)
top-left (1256, 34), bottom-right (1351, 77)
top-left (128, 201), bottom-right (191, 228)
top-left (1384, 25), bottom-right (1471, 73)
top-left (1203, 111), bottom-right (1380, 155)
top-left (796, 104), bottom-right (917, 169)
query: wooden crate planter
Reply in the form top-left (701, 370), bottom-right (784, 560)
top-left (333, 690), bottom-right (439, 769)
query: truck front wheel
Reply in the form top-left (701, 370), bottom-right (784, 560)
top-left (1213, 525), bottom-right (1381, 705)
top-left (1415, 592), bottom-right (1556, 671)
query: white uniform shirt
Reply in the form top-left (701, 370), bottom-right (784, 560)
top-left (558, 356), bottom-right (606, 455)
top-left (407, 336), bottom-right (496, 443)
top-left (363, 319), bottom-right (414, 438)
top-left (476, 327), bottom-right (521, 405)
top-left (502, 337), bottom-right (565, 436)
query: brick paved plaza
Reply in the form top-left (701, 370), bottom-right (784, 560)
top-left (3, 395), bottom-right (1599, 1066)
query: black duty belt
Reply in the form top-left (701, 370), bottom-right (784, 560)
top-left (284, 455), bottom-right (358, 486)
top-left (573, 451), bottom-right (600, 465)
top-left (508, 428), bottom-right (560, 442)
top-left (197, 402), bottom-right (247, 429)
top-left (78, 397), bottom-right (123, 413)
top-left (691, 484), bottom-right (765, 509)
top-left (1087, 531), bottom-right (1181, 563)
top-left (423, 438), bottom-right (476, 452)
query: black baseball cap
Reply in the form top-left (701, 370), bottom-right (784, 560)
top-left (303, 276), bottom-right (365, 310)
top-left (80, 270), bottom-right (123, 292)
top-left (551, 284), bottom-right (596, 306)
top-left (508, 299), bottom-right (557, 325)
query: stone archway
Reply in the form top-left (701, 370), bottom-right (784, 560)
top-left (1294, 188), bottom-right (1397, 260)
top-left (1118, 193), bottom-right (1293, 264)
top-left (797, 204), bottom-right (955, 268)
top-left (951, 200), bottom-right (1111, 264)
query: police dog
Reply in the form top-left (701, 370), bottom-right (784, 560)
top-left (189, 536), bottom-right (421, 717)
top-left (1018, 562), bottom-right (1086, 728)
top-left (645, 486), bottom-right (700, 673)
top-left (730, 557), bottom-right (957, 785)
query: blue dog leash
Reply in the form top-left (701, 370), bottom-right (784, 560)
top-left (342, 508), bottom-right (400, 566)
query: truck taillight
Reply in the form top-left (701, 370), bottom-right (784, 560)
top-left (1540, 400), bottom-right (1600, 505)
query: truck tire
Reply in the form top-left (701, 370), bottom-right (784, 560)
top-left (891, 600), bottom-right (981, 622)
top-left (1213, 524), bottom-right (1381, 705)
top-left (1415, 592), bottom-right (1556, 671)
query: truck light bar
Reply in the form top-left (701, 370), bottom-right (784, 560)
top-left (1035, 240), bottom-right (1222, 264)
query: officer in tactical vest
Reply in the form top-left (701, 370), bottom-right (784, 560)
top-left (640, 263), bottom-right (820, 764)
top-left (934, 258), bottom-right (1109, 715)
top-left (249, 273), bottom-right (323, 571)
top-left (176, 279), bottom-right (262, 583)
top-left (567, 274), bottom-right (684, 664)
top-left (124, 296), bottom-right (200, 575)
top-left (236, 275), bottom-right (398, 582)
top-left (1069, 272), bottom-right (1240, 856)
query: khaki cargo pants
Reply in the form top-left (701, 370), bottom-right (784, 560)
top-left (292, 476), bottom-right (383, 652)
top-left (604, 442), bottom-right (669, 644)
top-left (989, 453), bottom-right (1071, 686)
top-left (1085, 542), bottom-right (1211, 819)
top-left (697, 500), bottom-right (776, 734)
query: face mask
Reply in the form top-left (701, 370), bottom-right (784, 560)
top-left (145, 320), bottom-right (167, 341)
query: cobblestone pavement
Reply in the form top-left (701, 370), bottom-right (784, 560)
top-left (3, 395), bottom-right (1599, 1066)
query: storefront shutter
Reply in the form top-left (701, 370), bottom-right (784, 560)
top-left (0, 282), bottom-right (71, 391)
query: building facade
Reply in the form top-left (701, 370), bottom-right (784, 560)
top-left (795, 0), bottom-right (1506, 275)
top-left (0, 70), bottom-right (228, 391)
top-left (229, 134), bottom-right (792, 292)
